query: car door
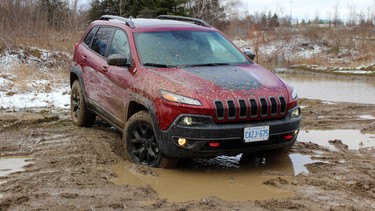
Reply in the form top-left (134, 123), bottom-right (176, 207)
top-left (101, 28), bottom-right (134, 124)
top-left (82, 26), bottom-right (115, 112)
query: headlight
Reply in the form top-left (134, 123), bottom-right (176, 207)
top-left (291, 107), bottom-right (301, 118)
top-left (291, 88), bottom-right (298, 100)
top-left (160, 90), bottom-right (202, 106)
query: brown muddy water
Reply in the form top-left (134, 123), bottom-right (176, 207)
top-left (279, 74), bottom-right (375, 104)
top-left (111, 153), bottom-right (315, 202)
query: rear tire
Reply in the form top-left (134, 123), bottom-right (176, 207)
top-left (123, 111), bottom-right (177, 168)
top-left (70, 80), bottom-right (96, 127)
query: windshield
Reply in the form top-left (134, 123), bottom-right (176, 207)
top-left (134, 31), bottom-right (251, 67)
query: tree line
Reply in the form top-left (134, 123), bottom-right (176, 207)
top-left (88, 0), bottom-right (236, 28)
top-left (1, 0), bottom-right (374, 50)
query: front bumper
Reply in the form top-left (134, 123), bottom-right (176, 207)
top-left (157, 108), bottom-right (301, 158)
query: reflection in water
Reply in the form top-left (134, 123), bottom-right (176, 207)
top-left (289, 154), bottom-right (315, 175)
top-left (0, 157), bottom-right (32, 177)
top-left (111, 153), bottom-right (315, 202)
top-left (0, 157), bottom-right (32, 199)
top-left (298, 130), bottom-right (375, 150)
top-left (279, 74), bottom-right (375, 104)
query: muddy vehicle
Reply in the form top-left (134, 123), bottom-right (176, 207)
top-left (70, 15), bottom-right (301, 168)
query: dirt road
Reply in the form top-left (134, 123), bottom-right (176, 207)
top-left (1, 98), bottom-right (375, 210)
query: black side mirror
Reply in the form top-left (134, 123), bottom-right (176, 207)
top-left (107, 54), bottom-right (128, 67)
top-left (243, 50), bottom-right (256, 61)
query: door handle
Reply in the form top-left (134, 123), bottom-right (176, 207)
top-left (101, 66), bottom-right (108, 73)
top-left (81, 55), bottom-right (87, 61)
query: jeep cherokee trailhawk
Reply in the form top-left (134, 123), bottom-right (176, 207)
top-left (70, 15), bottom-right (301, 168)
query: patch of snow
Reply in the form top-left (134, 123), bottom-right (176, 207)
top-left (0, 48), bottom-right (70, 111)
top-left (358, 115), bottom-right (375, 120)
top-left (0, 47), bottom-right (69, 71)
top-left (0, 86), bottom-right (70, 110)
top-left (233, 36), bottom-right (328, 65)
top-left (334, 70), bottom-right (374, 74)
top-left (322, 101), bottom-right (336, 105)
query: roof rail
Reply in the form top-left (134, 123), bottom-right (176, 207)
top-left (157, 15), bottom-right (211, 27)
top-left (99, 15), bottom-right (135, 28)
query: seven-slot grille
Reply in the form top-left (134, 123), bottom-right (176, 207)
top-left (214, 97), bottom-right (287, 120)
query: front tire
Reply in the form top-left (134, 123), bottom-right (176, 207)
top-left (123, 111), bottom-right (177, 168)
top-left (70, 80), bottom-right (96, 127)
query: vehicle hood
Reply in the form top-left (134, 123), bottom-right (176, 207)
top-left (148, 63), bottom-right (288, 99)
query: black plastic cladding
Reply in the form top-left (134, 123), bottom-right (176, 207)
top-left (214, 96), bottom-right (287, 120)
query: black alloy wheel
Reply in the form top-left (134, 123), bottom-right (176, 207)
top-left (129, 123), bottom-right (159, 165)
top-left (124, 111), bottom-right (177, 168)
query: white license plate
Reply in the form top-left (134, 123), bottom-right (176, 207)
top-left (243, 126), bottom-right (270, 143)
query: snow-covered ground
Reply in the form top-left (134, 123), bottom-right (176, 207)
top-left (234, 37), bottom-right (375, 73)
top-left (0, 47), bottom-right (70, 111)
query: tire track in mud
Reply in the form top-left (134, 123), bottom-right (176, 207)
top-left (1, 105), bottom-right (375, 210)
top-left (0, 114), bottom-right (164, 210)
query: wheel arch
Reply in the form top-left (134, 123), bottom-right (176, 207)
top-left (126, 94), bottom-right (160, 133)
top-left (70, 65), bottom-right (88, 99)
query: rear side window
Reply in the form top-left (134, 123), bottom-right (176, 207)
top-left (83, 27), bottom-right (98, 46)
top-left (91, 27), bottom-right (114, 57)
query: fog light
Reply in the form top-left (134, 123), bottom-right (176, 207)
top-left (182, 117), bottom-right (193, 126)
top-left (178, 138), bottom-right (187, 146)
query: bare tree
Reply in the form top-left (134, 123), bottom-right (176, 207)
top-left (347, 3), bottom-right (357, 26)
top-left (332, 2), bottom-right (340, 26)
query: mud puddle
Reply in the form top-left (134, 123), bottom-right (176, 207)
top-left (279, 74), bottom-right (375, 104)
top-left (111, 153), bottom-right (316, 202)
top-left (298, 129), bottom-right (375, 150)
top-left (0, 156), bottom-right (33, 199)
top-left (0, 156), bottom-right (32, 177)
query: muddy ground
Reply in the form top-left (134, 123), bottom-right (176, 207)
top-left (1, 97), bottom-right (375, 210)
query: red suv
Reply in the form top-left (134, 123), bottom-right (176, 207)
top-left (70, 15), bottom-right (301, 168)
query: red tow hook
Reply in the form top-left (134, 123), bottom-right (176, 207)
top-left (283, 134), bottom-right (294, 141)
top-left (209, 141), bottom-right (220, 147)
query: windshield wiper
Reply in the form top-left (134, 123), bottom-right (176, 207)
top-left (184, 63), bottom-right (230, 67)
top-left (143, 63), bottom-right (175, 68)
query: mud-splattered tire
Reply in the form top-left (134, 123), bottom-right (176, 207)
top-left (123, 111), bottom-right (177, 168)
top-left (70, 80), bottom-right (96, 127)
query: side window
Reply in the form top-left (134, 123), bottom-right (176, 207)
top-left (91, 27), bottom-right (114, 57)
top-left (109, 29), bottom-right (131, 61)
top-left (83, 27), bottom-right (98, 47)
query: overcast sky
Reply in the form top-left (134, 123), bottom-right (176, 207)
top-left (240, 0), bottom-right (375, 20)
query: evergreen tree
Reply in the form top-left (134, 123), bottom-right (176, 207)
top-left (88, 0), bottom-right (189, 21)
top-left (269, 14), bottom-right (280, 28)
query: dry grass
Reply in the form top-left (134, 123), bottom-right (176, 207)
top-left (251, 26), bottom-right (375, 68)
top-left (8, 64), bottom-right (69, 94)
top-left (0, 29), bottom-right (83, 53)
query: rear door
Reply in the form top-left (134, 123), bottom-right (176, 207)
top-left (81, 26), bottom-right (115, 111)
